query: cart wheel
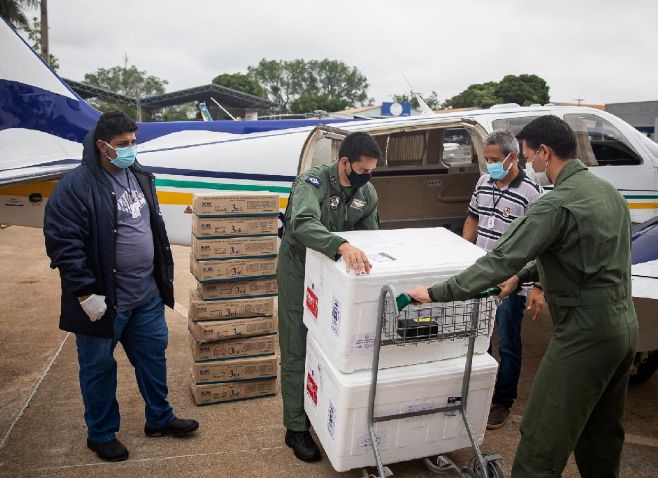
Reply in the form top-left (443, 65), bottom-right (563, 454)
top-left (470, 454), bottom-right (504, 478)
top-left (423, 455), bottom-right (460, 474)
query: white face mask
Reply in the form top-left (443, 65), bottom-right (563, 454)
top-left (526, 167), bottom-right (550, 186)
top-left (526, 148), bottom-right (551, 185)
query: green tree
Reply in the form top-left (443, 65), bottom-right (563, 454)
top-left (83, 60), bottom-right (167, 118)
top-left (495, 74), bottom-right (549, 105)
top-left (248, 58), bottom-right (368, 113)
top-left (445, 81), bottom-right (499, 109)
top-left (445, 74), bottom-right (550, 109)
top-left (0, 0), bottom-right (38, 30)
top-left (154, 103), bottom-right (196, 121)
top-left (24, 15), bottom-right (58, 70)
top-left (392, 90), bottom-right (440, 110)
top-left (212, 72), bottom-right (265, 98)
top-left (289, 94), bottom-right (351, 115)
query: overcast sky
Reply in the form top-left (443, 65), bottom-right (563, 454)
top-left (25, 0), bottom-right (658, 105)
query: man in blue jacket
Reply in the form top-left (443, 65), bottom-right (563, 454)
top-left (44, 111), bottom-right (198, 462)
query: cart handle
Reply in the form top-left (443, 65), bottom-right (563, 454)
top-left (473, 287), bottom-right (502, 299)
top-left (395, 286), bottom-right (503, 311)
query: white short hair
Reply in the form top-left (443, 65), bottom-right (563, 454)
top-left (484, 130), bottom-right (519, 156)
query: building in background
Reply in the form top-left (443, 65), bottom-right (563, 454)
top-left (606, 101), bottom-right (658, 141)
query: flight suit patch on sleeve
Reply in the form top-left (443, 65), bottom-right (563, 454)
top-left (305, 176), bottom-right (322, 188)
top-left (329, 195), bottom-right (341, 209)
top-left (350, 198), bottom-right (366, 210)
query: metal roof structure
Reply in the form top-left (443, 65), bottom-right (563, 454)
top-left (64, 80), bottom-right (279, 118)
top-left (140, 83), bottom-right (277, 111)
top-left (65, 79), bottom-right (136, 106)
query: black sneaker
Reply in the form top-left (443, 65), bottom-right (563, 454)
top-left (487, 403), bottom-right (510, 430)
top-left (285, 430), bottom-right (322, 462)
top-left (145, 418), bottom-right (199, 437)
top-left (87, 438), bottom-right (129, 462)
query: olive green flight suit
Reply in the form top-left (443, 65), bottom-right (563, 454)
top-left (278, 160), bottom-right (379, 431)
top-left (429, 160), bottom-right (638, 478)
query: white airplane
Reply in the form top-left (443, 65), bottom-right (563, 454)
top-left (1, 18), bottom-right (657, 380)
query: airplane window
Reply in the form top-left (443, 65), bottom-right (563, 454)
top-left (491, 116), bottom-right (540, 162)
top-left (382, 131), bottom-right (426, 167)
top-left (492, 117), bottom-right (540, 138)
top-left (565, 114), bottom-right (642, 166)
top-left (441, 128), bottom-right (473, 167)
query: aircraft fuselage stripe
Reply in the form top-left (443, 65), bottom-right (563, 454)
top-left (155, 178), bottom-right (292, 194)
top-left (149, 167), bottom-right (295, 183)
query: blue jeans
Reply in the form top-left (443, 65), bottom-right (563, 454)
top-left (488, 294), bottom-right (526, 409)
top-left (75, 295), bottom-right (174, 442)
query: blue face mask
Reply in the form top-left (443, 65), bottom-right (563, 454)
top-left (105, 142), bottom-right (137, 169)
top-left (486, 153), bottom-right (512, 180)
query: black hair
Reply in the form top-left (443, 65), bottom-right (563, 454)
top-left (94, 111), bottom-right (138, 143)
top-left (338, 132), bottom-right (381, 163)
top-left (517, 115), bottom-right (577, 159)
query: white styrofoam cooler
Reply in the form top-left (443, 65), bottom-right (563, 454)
top-left (303, 228), bottom-right (493, 373)
top-left (304, 334), bottom-right (498, 472)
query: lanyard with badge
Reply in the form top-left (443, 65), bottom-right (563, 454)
top-left (487, 184), bottom-right (507, 229)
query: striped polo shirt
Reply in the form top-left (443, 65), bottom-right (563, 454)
top-left (468, 169), bottom-right (544, 293)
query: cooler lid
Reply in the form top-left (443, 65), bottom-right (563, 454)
top-left (325, 228), bottom-right (486, 280)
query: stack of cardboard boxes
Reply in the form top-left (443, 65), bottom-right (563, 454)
top-left (189, 193), bottom-right (280, 406)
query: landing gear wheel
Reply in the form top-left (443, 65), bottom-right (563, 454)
top-left (470, 454), bottom-right (504, 478)
top-left (630, 351), bottom-right (658, 385)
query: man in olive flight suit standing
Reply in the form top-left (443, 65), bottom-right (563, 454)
top-left (407, 116), bottom-right (637, 478)
top-left (278, 132), bottom-right (381, 462)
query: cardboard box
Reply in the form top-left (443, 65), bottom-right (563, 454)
top-left (189, 315), bottom-right (278, 343)
top-left (190, 255), bottom-right (278, 283)
top-left (189, 292), bottom-right (275, 321)
top-left (191, 235), bottom-right (278, 260)
top-left (191, 355), bottom-right (278, 384)
top-left (190, 334), bottom-right (277, 362)
top-left (193, 193), bottom-right (279, 217)
top-left (192, 215), bottom-right (278, 239)
top-left (197, 277), bottom-right (278, 300)
top-left (191, 377), bottom-right (277, 405)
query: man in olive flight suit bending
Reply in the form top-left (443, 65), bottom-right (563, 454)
top-left (407, 116), bottom-right (637, 478)
top-left (278, 132), bottom-right (381, 462)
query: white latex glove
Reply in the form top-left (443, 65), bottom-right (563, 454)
top-left (80, 294), bottom-right (107, 322)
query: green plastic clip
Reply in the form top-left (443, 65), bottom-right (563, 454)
top-left (396, 293), bottom-right (414, 311)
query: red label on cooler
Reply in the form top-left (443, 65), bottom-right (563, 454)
top-left (306, 372), bottom-right (318, 405)
top-left (305, 287), bottom-right (318, 318)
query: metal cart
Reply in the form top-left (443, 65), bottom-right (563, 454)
top-left (362, 285), bottom-right (504, 478)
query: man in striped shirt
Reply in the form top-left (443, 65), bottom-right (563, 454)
top-left (463, 130), bottom-right (544, 429)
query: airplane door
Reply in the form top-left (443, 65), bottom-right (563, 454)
top-left (369, 119), bottom-right (488, 232)
top-left (297, 124), bottom-right (351, 174)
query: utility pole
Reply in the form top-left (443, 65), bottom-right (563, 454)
top-left (40, 0), bottom-right (49, 62)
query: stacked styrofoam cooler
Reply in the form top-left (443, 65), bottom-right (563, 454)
top-left (302, 228), bottom-right (499, 472)
top-left (188, 193), bottom-right (280, 406)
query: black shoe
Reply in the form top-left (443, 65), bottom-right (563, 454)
top-left (145, 418), bottom-right (199, 437)
top-left (487, 403), bottom-right (511, 430)
top-left (285, 430), bottom-right (322, 462)
top-left (87, 438), bottom-right (129, 462)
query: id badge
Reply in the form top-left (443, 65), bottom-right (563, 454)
top-left (487, 216), bottom-right (495, 229)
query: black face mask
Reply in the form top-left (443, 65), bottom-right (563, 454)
top-left (345, 162), bottom-right (371, 191)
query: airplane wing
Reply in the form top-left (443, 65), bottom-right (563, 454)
top-left (0, 17), bottom-right (97, 187)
